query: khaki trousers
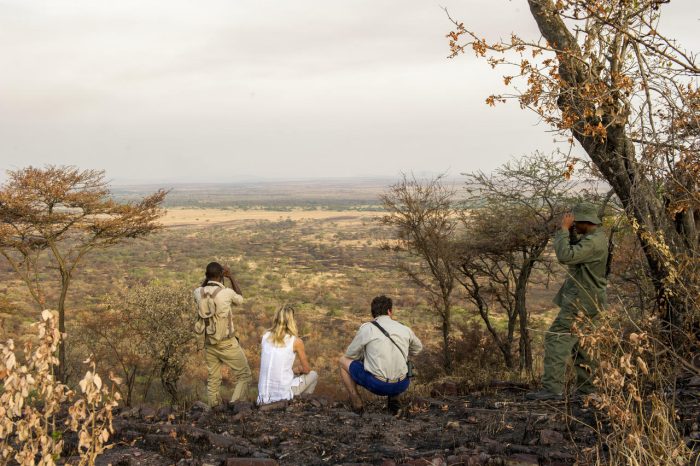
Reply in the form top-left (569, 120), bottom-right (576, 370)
top-left (205, 337), bottom-right (252, 406)
top-left (291, 370), bottom-right (319, 396)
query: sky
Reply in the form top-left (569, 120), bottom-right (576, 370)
top-left (0, 0), bottom-right (698, 184)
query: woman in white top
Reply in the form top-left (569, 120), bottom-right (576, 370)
top-left (257, 305), bottom-right (318, 405)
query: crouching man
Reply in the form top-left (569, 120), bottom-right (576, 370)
top-left (339, 295), bottom-right (423, 415)
top-left (195, 262), bottom-right (253, 407)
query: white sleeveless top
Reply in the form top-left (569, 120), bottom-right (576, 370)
top-left (257, 331), bottom-right (297, 405)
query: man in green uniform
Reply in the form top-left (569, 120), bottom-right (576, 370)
top-left (527, 203), bottom-right (608, 401)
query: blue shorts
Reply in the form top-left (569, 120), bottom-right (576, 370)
top-left (349, 360), bottom-right (409, 397)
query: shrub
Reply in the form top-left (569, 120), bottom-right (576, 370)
top-left (0, 310), bottom-right (120, 465)
top-left (108, 282), bottom-right (196, 404)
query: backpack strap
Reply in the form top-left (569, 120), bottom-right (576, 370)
top-left (201, 286), bottom-right (224, 300)
top-left (371, 321), bottom-right (408, 363)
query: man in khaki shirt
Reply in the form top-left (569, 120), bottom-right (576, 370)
top-left (339, 295), bottom-right (423, 415)
top-left (194, 262), bottom-right (253, 407)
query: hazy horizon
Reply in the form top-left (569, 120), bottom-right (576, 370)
top-left (1, 0), bottom-right (698, 184)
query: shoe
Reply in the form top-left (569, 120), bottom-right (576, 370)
top-left (387, 396), bottom-right (401, 416)
top-left (525, 389), bottom-right (563, 401)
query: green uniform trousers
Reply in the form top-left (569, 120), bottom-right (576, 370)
top-left (542, 304), bottom-right (597, 395)
top-left (205, 337), bottom-right (253, 406)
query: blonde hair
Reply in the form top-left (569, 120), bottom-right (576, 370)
top-left (267, 305), bottom-right (298, 347)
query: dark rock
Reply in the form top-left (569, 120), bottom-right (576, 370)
top-left (310, 398), bottom-right (323, 408)
top-left (140, 407), bottom-right (156, 420)
top-left (253, 434), bottom-right (278, 446)
top-left (447, 454), bottom-right (487, 466)
top-left (231, 410), bottom-right (253, 422)
top-left (229, 400), bottom-right (254, 414)
top-left (143, 433), bottom-right (189, 458)
top-left (430, 381), bottom-right (459, 397)
top-left (224, 459), bottom-right (278, 466)
top-left (119, 407), bottom-right (140, 419)
top-left (403, 458), bottom-right (445, 466)
top-left (190, 401), bottom-right (210, 412)
top-left (212, 404), bottom-right (228, 414)
top-left (120, 430), bottom-right (142, 442)
top-left (175, 460), bottom-right (200, 466)
top-left (539, 429), bottom-right (564, 445)
top-left (93, 447), bottom-right (173, 466)
top-left (545, 450), bottom-right (575, 461)
top-left (507, 445), bottom-right (535, 455)
top-left (156, 406), bottom-right (174, 420)
top-left (480, 437), bottom-right (505, 455)
top-left (258, 400), bottom-right (288, 412)
top-left (504, 453), bottom-right (539, 466)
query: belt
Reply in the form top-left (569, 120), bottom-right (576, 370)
top-left (373, 373), bottom-right (407, 384)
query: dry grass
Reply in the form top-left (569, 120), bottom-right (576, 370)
top-left (578, 309), bottom-right (692, 465)
top-left (160, 208), bottom-right (382, 227)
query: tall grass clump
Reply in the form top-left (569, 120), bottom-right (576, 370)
top-left (578, 310), bottom-right (692, 465)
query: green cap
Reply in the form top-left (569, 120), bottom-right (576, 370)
top-left (573, 202), bottom-right (601, 224)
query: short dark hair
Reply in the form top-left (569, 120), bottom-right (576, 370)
top-left (203, 262), bottom-right (224, 286)
top-left (371, 295), bottom-right (392, 318)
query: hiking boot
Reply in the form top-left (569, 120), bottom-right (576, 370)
top-left (387, 396), bottom-right (401, 416)
top-left (525, 389), bottom-right (563, 401)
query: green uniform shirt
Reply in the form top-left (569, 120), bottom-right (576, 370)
top-left (552, 228), bottom-right (608, 314)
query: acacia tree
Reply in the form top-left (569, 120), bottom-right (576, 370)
top-left (381, 175), bottom-right (458, 374)
top-left (0, 166), bottom-right (167, 380)
top-left (447, 0), bottom-right (699, 333)
top-left (455, 152), bottom-right (582, 372)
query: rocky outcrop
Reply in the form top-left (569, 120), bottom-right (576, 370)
top-left (97, 394), bottom-right (593, 465)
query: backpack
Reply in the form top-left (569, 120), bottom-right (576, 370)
top-left (194, 284), bottom-right (233, 344)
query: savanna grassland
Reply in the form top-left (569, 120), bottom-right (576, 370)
top-left (0, 180), bottom-right (561, 405)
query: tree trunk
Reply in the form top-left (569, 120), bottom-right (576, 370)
top-left (57, 274), bottom-right (70, 383)
top-left (502, 340), bottom-right (514, 369)
top-left (142, 366), bottom-right (158, 402)
top-left (125, 366), bottom-right (137, 407)
top-left (515, 267), bottom-right (533, 374)
top-left (441, 303), bottom-right (452, 374)
top-left (481, 309), bottom-right (514, 369)
top-left (161, 362), bottom-right (179, 405)
top-left (506, 311), bottom-right (517, 370)
top-left (461, 273), bottom-right (515, 369)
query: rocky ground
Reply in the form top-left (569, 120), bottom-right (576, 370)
top-left (83, 383), bottom-right (608, 466)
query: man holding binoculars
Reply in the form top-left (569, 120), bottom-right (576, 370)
top-left (195, 261), bottom-right (253, 407)
top-left (527, 203), bottom-right (608, 401)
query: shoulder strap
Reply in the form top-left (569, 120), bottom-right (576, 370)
top-left (201, 286), bottom-right (224, 299)
top-left (371, 321), bottom-right (407, 362)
